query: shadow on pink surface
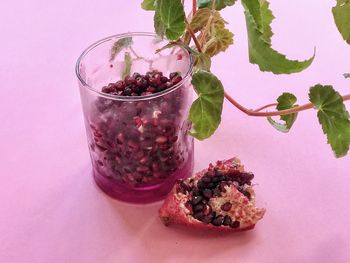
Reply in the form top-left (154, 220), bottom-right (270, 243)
top-left (99, 185), bottom-right (259, 255)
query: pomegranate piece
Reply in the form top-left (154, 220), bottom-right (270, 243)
top-left (159, 158), bottom-right (266, 232)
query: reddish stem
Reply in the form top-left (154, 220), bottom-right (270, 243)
top-left (192, 0), bottom-right (196, 16)
top-left (224, 92), bottom-right (350, 117)
top-left (254, 103), bottom-right (278, 112)
top-left (185, 19), bottom-right (202, 52)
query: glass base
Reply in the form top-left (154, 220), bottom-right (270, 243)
top-left (93, 151), bottom-right (194, 204)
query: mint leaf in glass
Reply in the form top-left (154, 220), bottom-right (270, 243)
top-left (110, 37), bottom-right (133, 62)
top-left (121, 52), bottom-right (132, 79)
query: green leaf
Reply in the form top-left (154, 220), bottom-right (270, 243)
top-left (332, 0), bottom-right (350, 44)
top-left (121, 52), bottom-right (132, 79)
top-left (189, 70), bottom-right (224, 140)
top-left (242, 0), bottom-right (262, 30)
top-left (158, 0), bottom-right (186, 40)
top-left (242, 0), bottom-right (315, 74)
top-left (154, 10), bottom-right (166, 38)
top-left (141, 0), bottom-right (157, 10)
top-left (344, 73), bottom-right (350, 79)
top-left (194, 52), bottom-right (212, 71)
top-left (190, 7), bottom-right (233, 56)
top-left (260, 0), bottom-right (274, 44)
top-left (309, 84), bottom-right (350, 158)
top-left (190, 8), bottom-right (226, 33)
top-left (110, 37), bottom-right (133, 62)
top-left (197, 0), bottom-right (237, 10)
top-left (203, 26), bottom-right (234, 56)
top-left (140, 0), bottom-right (166, 38)
top-left (267, 93), bottom-right (298, 133)
top-left (267, 118), bottom-right (291, 133)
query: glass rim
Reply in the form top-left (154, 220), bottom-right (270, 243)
top-left (75, 32), bottom-right (193, 101)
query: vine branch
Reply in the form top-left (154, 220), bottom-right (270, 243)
top-left (185, 19), bottom-right (202, 52)
top-left (192, 0), bottom-right (196, 17)
top-left (254, 103), bottom-right (278, 112)
top-left (183, 2), bottom-right (350, 118)
top-left (224, 91), bottom-right (350, 117)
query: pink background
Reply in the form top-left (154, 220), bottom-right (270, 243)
top-left (1, 0), bottom-right (350, 262)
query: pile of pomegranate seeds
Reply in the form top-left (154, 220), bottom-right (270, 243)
top-left (101, 70), bottom-right (183, 96)
top-left (88, 70), bottom-right (192, 185)
top-left (178, 169), bottom-right (254, 228)
top-left (159, 158), bottom-right (266, 231)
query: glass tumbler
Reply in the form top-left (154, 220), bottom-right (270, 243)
top-left (76, 33), bottom-right (194, 203)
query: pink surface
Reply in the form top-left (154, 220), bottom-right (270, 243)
top-left (1, 1), bottom-right (349, 262)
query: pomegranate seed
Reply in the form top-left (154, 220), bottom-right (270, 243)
top-left (171, 76), bottom-right (183, 85)
top-left (202, 204), bottom-right (212, 215)
top-left (153, 172), bottom-right (164, 178)
top-left (127, 140), bottom-right (139, 150)
top-left (125, 76), bottom-right (136, 85)
top-left (123, 87), bottom-right (132, 96)
top-left (161, 76), bottom-right (168, 83)
top-left (137, 166), bottom-right (150, 173)
top-left (202, 189), bottom-right (213, 199)
top-left (220, 202), bottom-right (232, 212)
top-left (139, 156), bottom-right (149, 165)
top-left (155, 136), bottom-right (168, 144)
top-left (169, 72), bottom-right (179, 79)
top-left (116, 133), bottom-right (124, 145)
top-left (202, 214), bottom-right (214, 224)
top-left (180, 181), bottom-right (192, 192)
top-left (193, 204), bottom-right (204, 212)
top-left (201, 175), bottom-right (212, 183)
top-left (231, 220), bottom-right (240, 228)
top-left (146, 87), bottom-right (156, 93)
top-left (115, 157), bottom-right (122, 165)
top-left (132, 73), bottom-right (141, 79)
top-left (193, 212), bottom-right (205, 220)
top-left (213, 188), bottom-right (221, 197)
top-left (115, 81), bottom-right (125, 90)
top-left (212, 215), bottom-right (224, 226)
top-left (96, 144), bottom-right (107, 151)
top-left (223, 215), bottom-right (232, 226)
top-left (242, 191), bottom-right (251, 200)
top-left (191, 196), bottom-right (203, 205)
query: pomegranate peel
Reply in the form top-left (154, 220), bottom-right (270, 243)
top-left (159, 157), bottom-right (266, 231)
